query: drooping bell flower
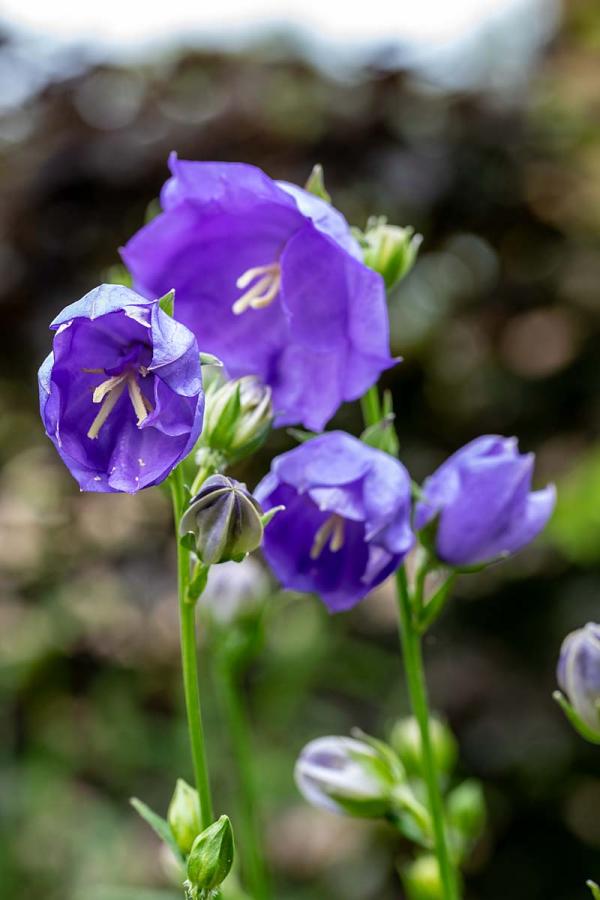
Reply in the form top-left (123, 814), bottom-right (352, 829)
top-left (414, 435), bottom-right (556, 567)
top-left (254, 431), bottom-right (414, 612)
top-left (121, 156), bottom-right (394, 431)
top-left (38, 284), bottom-right (204, 493)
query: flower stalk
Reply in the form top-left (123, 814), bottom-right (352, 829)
top-left (395, 567), bottom-right (459, 900)
top-left (171, 465), bottom-right (214, 831)
top-left (216, 653), bottom-right (271, 900)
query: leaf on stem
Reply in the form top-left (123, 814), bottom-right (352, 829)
top-left (130, 797), bottom-right (184, 862)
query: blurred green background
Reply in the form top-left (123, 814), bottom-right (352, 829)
top-left (2, 1), bottom-right (600, 897)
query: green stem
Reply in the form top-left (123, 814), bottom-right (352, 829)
top-left (217, 656), bottom-right (271, 900)
top-left (395, 567), bottom-right (459, 900)
top-left (171, 467), bottom-right (214, 831)
top-left (360, 385), bottom-right (381, 428)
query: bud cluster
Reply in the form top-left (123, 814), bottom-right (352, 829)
top-left (295, 718), bottom-right (485, 900)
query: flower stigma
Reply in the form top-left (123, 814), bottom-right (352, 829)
top-left (86, 368), bottom-right (153, 440)
top-left (310, 514), bottom-right (346, 560)
top-left (232, 263), bottom-right (281, 315)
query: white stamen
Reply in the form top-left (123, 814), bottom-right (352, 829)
top-left (127, 373), bottom-right (150, 427)
top-left (87, 379), bottom-right (126, 439)
top-left (310, 514), bottom-right (346, 560)
top-left (232, 262), bottom-right (281, 315)
top-left (86, 368), bottom-right (155, 440)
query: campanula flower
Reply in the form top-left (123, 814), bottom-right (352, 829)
top-left (121, 156), bottom-right (394, 431)
top-left (557, 623), bottom-right (600, 738)
top-left (294, 735), bottom-right (395, 818)
top-left (414, 435), bottom-right (555, 567)
top-left (38, 284), bottom-right (204, 493)
top-left (254, 431), bottom-right (414, 611)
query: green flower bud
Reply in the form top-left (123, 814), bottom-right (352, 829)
top-left (186, 815), bottom-right (234, 893)
top-left (402, 855), bottom-right (444, 900)
top-left (588, 881), bottom-right (600, 900)
top-left (390, 716), bottom-right (458, 780)
top-left (447, 779), bottom-right (486, 844)
top-left (201, 375), bottom-right (272, 464)
top-left (180, 475), bottom-right (264, 565)
top-left (167, 778), bottom-right (202, 856)
top-left (361, 218), bottom-right (422, 290)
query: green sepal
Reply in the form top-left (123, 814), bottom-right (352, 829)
top-left (210, 382), bottom-right (241, 450)
top-left (199, 352), bottom-right (223, 368)
top-left (417, 573), bottom-right (456, 633)
top-left (587, 881), bottom-right (600, 899)
top-left (553, 691), bottom-right (600, 744)
top-left (287, 428), bottom-right (319, 444)
top-left (260, 505), bottom-right (285, 529)
top-left (304, 164), bottom-right (331, 203)
top-left (180, 532), bottom-right (198, 553)
top-left (188, 563), bottom-right (209, 602)
top-left (158, 290), bottom-right (175, 318)
top-left (130, 797), bottom-right (184, 863)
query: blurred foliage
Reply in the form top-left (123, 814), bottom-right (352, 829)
top-left (2, 2), bottom-right (600, 899)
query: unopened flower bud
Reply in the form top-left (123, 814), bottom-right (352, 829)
top-left (186, 815), bottom-right (234, 894)
top-left (390, 716), bottom-right (458, 780)
top-left (556, 622), bottom-right (600, 741)
top-left (402, 855), bottom-right (444, 900)
top-left (201, 375), bottom-right (272, 464)
top-left (362, 218), bottom-right (422, 290)
top-left (167, 778), bottom-right (201, 856)
top-left (294, 735), bottom-right (395, 818)
top-left (180, 475), bottom-right (264, 565)
top-left (446, 779), bottom-right (486, 844)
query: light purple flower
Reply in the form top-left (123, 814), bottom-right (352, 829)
top-left (121, 156), bottom-right (394, 431)
top-left (255, 431), bottom-right (414, 612)
top-left (557, 623), bottom-right (600, 735)
top-left (295, 736), bottom-right (394, 817)
top-left (415, 435), bottom-right (556, 567)
top-left (38, 284), bottom-right (204, 493)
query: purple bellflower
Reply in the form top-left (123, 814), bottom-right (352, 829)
top-left (415, 435), bottom-right (556, 567)
top-left (254, 431), bottom-right (414, 612)
top-left (121, 156), bottom-right (394, 431)
top-left (38, 284), bottom-right (204, 493)
top-left (557, 623), bottom-right (600, 737)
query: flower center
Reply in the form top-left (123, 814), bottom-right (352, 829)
top-left (232, 263), bottom-right (281, 316)
top-left (85, 366), bottom-right (153, 440)
top-left (310, 514), bottom-right (346, 560)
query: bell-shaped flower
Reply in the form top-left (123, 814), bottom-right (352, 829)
top-left (254, 431), bottom-right (414, 612)
top-left (414, 435), bottom-right (555, 567)
top-left (122, 156), bottom-right (394, 431)
top-left (557, 622), bottom-right (600, 740)
top-left (38, 284), bottom-right (204, 493)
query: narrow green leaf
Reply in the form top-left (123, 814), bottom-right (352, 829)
top-left (188, 563), bottom-right (209, 602)
top-left (304, 164), bottom-right (331, 203)
top-left (130, 797), bottom-right (184, 862)
top-left (158, 290), bottom-right (175, 318)
top-left (199, 352), bottom-right (223, 368)
top-left (553, 692), bottom-right (600, 744)
top-left (260, 505), bottom-right (285, 529)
